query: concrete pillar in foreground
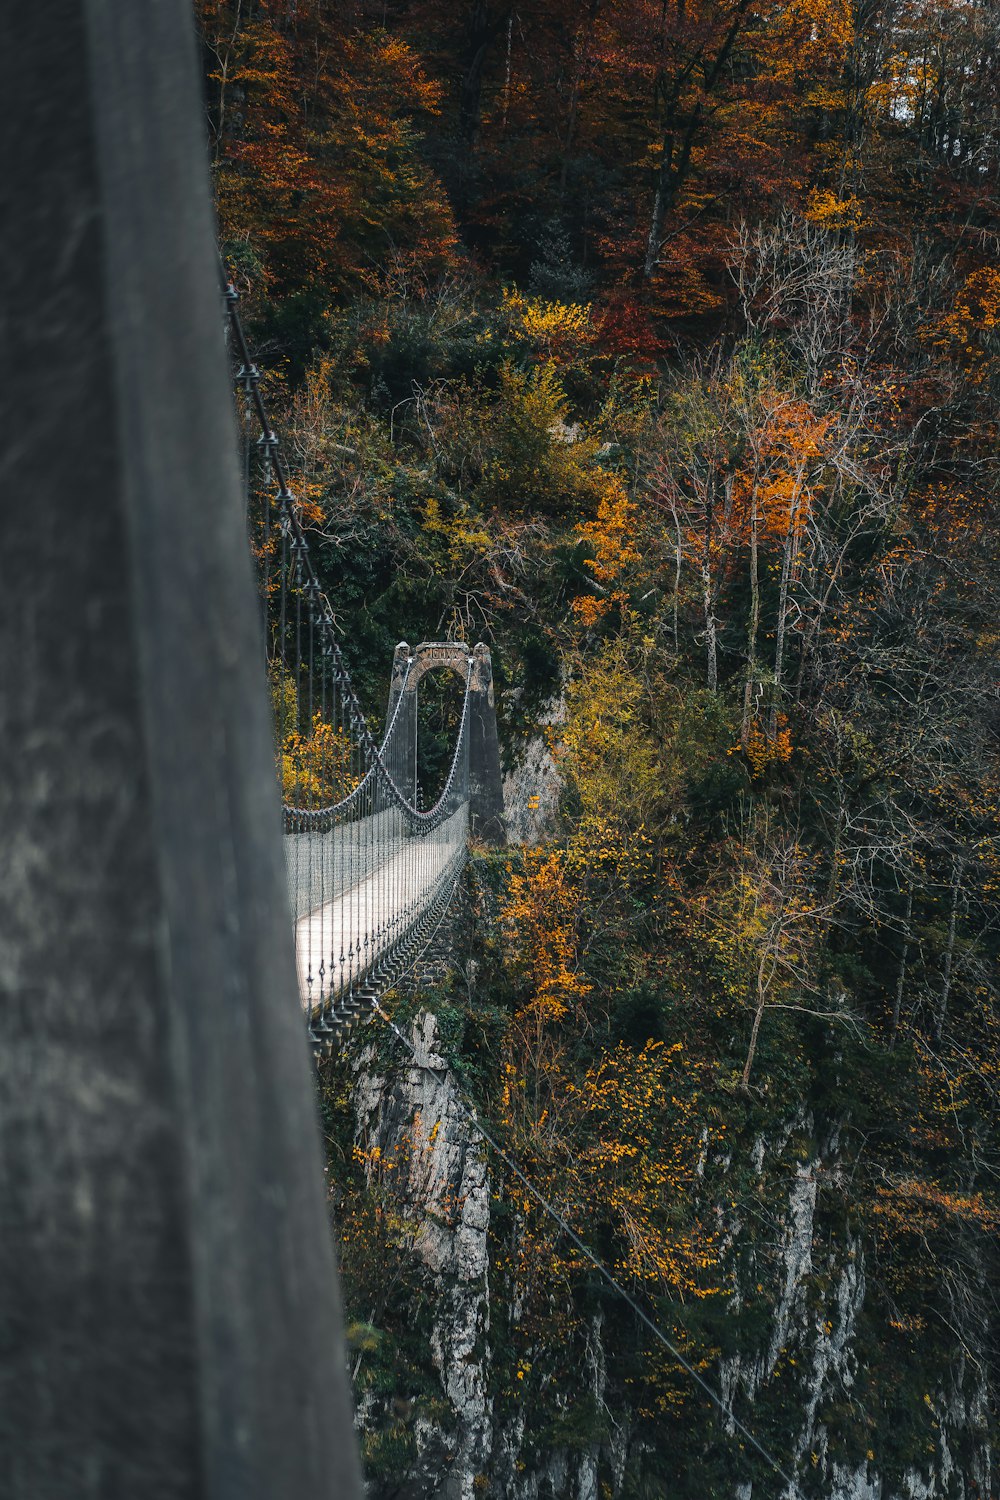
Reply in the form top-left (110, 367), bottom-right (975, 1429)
top-left (0, 4), bottom-right (363, 1497)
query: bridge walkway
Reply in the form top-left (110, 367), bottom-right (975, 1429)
top-left (289, 807), bottom-right (467, 1009)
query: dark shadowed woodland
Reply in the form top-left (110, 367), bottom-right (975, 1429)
top-left (199, 3), bottom-right (999, 1495)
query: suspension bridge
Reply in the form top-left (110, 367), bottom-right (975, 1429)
top-left (223, 279), bottom-right (505, 1050)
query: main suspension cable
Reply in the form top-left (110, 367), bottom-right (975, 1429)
top-left (222, 262), bottom-right (470, 828)
top-left (223, 262), bottom-right (474, 1025)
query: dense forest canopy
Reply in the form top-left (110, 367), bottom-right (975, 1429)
top-left (200, 2), bottom-right (999, 1495)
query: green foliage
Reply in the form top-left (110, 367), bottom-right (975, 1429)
top-left (204, 0), bottom-right (1000, 1486)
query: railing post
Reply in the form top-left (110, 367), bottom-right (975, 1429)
top-left (0, 4), bottom-right (362, 1496)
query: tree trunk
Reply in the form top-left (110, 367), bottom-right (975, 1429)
top-left (935, 857), bottom-right (962, 1042)
top-left (559, 2), bottom-right (602, 193)
top-left (500, 12), bottom-right (513, 130)
top-left (794, 542), bottom-right (850, 705)
top-left (644, 136), bottom-right (674, 280)
top-left (459, 1), bottom-right (507, 149)
top-left (703, 582), bottom-right (718, 692)
top-left (559, 78), bottom-right (580, 193)
top-left (826, 798), bottom-right (844, 909)
top-left (770, 487), bottom-right (803, 737)
top-left (644, 3), bottom-right (750, 279)
top-left (701, 490), bottom-right (717, 692)
top-left (643, 106), bottom-right (701, 280)
top-left (741, 984), bottom-right (766, 1090)
top-left (891, 882), bottom-right (913, 1047)
top-left (666, 494), bottom-right (683, 654)
top-left (769, 533), bottom-right (793, 736)
top-left (743, 492), bottom-right (760, 742)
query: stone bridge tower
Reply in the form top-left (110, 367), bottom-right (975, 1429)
top-left (386, 641), bottom-right (506, 845)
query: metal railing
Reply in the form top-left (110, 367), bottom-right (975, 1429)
top-left (222, 269), bottom-right (470, 1042)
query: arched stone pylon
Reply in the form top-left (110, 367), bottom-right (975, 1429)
top-left (386, 641), bottom-right (506, 845)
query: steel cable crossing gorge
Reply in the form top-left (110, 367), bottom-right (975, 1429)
top-left (223, 269), bottom-right (472, 1046)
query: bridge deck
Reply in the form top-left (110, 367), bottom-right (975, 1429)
top-left (289, 808), bottom-right (466, 1006)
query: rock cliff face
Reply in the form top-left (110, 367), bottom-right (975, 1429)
top-left (353, 1012), bottom-right (493, 1500)
top-left (349, 1023), bottom-right (995, 1500)
top-left (717, 1120), bottom-right (993, 1500)
top-left (502, 690), bottom-right (565, 846)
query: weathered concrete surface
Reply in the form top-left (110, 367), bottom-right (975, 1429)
top-left (0, 4), bottom-right (361, 1496)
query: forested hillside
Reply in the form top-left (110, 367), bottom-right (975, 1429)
top-left (199, 3), bottom-right (999, 1496)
